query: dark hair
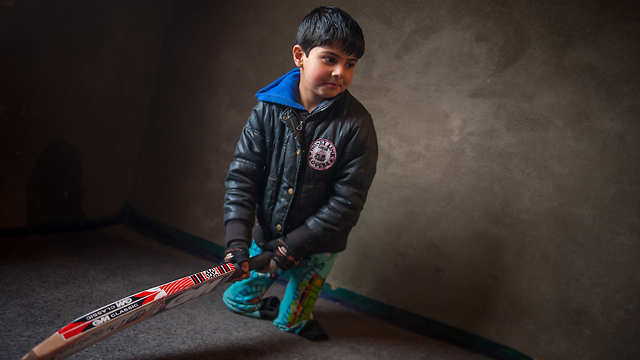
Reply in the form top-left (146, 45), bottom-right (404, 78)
top-left (295, 6), bottom-right (365, 59)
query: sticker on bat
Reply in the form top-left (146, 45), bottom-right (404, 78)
top-left (53, 306), bottom-right (149, 359)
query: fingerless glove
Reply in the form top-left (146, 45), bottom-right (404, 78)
top-left (270, 238), bottom-right (302, 271)
top-left (224, 240), bottom-right (250, 264)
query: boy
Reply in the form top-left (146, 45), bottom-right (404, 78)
top-left (222, 6), bottom-right (377, 341)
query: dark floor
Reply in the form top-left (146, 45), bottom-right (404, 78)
top-left (1, 225), bottom-right (493, 360)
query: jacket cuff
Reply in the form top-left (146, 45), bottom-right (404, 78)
top-left (284, 224), bottom-right (317, 255)
top-left (225, 219), bottom-right (253, 247)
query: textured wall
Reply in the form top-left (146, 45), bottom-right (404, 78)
top-left (337, 2), bottom-right (640, 360)
top-left (0, 0), bottom-right (171, 227)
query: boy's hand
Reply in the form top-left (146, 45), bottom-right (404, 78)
top-left (233, 261), bottom-right (250, 282)
top-left (224, 241), bottom-right (251, 282)
top-left (261, 238), bottom-right (302, 272)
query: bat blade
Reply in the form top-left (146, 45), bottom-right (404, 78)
top-left (22, 251), bottom-right (272, 360)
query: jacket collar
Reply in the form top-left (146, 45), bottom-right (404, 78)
top-left (256, 68), bottom-right (307, 111)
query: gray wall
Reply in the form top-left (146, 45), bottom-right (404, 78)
top-left (2, 1), bottom-right (638, 360)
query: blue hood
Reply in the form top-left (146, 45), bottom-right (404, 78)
top-left (255, 68), bottom-right (307, 111)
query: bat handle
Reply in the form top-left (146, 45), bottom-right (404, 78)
top-left (248, 250), bottom-right (273, 271)
top-left (230, 251), bottom-right (273, 280)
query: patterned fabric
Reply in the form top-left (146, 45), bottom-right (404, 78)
top-left (223, 241), bottom-right (338, 333)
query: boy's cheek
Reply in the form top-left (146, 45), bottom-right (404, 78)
top-left (312, 70), bottom-right (330, 84)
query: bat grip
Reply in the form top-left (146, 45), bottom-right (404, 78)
top-left (230, 251), bottom-right (273, 279)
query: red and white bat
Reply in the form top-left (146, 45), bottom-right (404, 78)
top-left (22, 252), bottom-right (272, 360)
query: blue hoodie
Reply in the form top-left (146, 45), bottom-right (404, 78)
top-left (255, 68), bottom-right (307, 111)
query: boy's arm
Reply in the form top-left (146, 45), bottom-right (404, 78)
top-left (223, 103), bottom-right (268, 249)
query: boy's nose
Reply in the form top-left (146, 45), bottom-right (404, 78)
top-left (332, 65), bottom-right (344, 77)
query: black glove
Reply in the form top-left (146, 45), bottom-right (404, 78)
top-left (224, 240), bottom-right (250, 264)
top-left (264, 238), bottom-right (302, 271)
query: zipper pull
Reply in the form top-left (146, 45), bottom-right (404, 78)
top-left (296, 113), bottom-right (308, 131)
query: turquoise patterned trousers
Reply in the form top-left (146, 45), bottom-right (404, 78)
top-left (222, 241), bottom-right (338, 333)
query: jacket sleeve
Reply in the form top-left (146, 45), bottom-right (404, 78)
top-left (286, 113), bottom-right (378, 254)
top-left (223, 103), bottom-right (268, 246)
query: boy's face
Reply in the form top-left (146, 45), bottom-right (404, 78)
top-left (293, 44), bottom-right (358, 110)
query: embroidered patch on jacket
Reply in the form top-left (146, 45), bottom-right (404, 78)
top-left (308, 138), bottom-right (337, 170)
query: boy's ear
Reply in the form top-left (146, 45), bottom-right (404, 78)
top-left (293, 45), bottom-right (305, 68)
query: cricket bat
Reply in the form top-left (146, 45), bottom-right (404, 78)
top-left (21, 251), bottom-right (273, 360)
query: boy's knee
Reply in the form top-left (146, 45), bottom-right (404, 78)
top-left (221, 286), bottom-right (241, 311)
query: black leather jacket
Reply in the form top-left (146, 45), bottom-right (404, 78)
top-left (224, 89), bottom-right (378, 255)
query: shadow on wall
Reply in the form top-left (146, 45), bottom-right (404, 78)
top-left (402, 231), bottom-right (510, 330)
top-left (348, 178), bottom-right (518, 334)
top-left (26, 140), bottom-right (86, 226)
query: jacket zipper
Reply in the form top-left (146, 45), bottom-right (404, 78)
top-left (296, 114), bottom-right (306, 131)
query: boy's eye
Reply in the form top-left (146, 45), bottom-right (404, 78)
top-left (346, 63), bottom-right (356, 69)
top-left (323, 57), bottom-right (335, 63)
